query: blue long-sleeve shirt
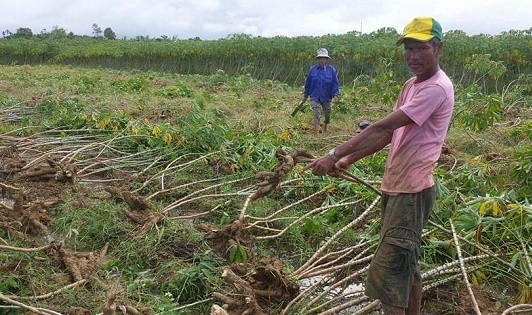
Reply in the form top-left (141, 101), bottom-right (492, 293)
top-left (304, 64), bottom-right (339, 102)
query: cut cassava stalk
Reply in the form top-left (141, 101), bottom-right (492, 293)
top-left (6, 279), bottom-right (89, 301)
top-left (0, 243), bottom-right (52, 252)
top-left (162, 176), bottom-right (252, 214)
top-left (253, 199), bottom-right (362, 240)
top-left (501, 304), bottom-right (532, 315)
top-left (450, 220), bottom-right (482, 315)
top-left (293, 197), bottom-right (379, 276)
top-left (429, 219), bottom-right (523, 275)
top-left (0, 293), bottom-right (62, 315)
top-left (303, 266), bottom-right (370, 313)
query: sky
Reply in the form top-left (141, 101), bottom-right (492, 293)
top-left (1, 0), bottom-right (531, 40)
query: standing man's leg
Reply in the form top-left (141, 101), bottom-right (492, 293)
top-left (365, 187), bottom-right (435, 315)
top-left (382, 303), bottom-right (405, 314)
top-left (381, 277), bottom-right (421, 315)
top-left (381, 280), bottom-right (421, 315)
top-left (405, 186), bottom-right (435, 315)
top-left (405, 187), bottom-right (434, 315)
top-left (311, 100), bottom-right (321, 134)
top-left (322, 102), bottom-right (331, 132)
top-left (405, 283), bottom-right (422, 315)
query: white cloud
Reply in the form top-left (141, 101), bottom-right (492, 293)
top-left (0, 0), bottom-right (530, 39)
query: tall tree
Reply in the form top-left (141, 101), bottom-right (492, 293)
top-left (103, 27), bottom-right (116, 40)
top-left (92, 23), bottom-right (102, 37)
top-left (50, 26), bottom-right (68, 38)
top-left (13, 27), bottom-right (33, 38)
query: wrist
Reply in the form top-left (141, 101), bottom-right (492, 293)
top-left (328, 148), bottom-right (340, 162)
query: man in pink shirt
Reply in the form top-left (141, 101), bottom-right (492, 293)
top-left (303, 17), bottom-right (454, 315)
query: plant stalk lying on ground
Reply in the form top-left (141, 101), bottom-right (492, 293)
top-left (1, 124), bottom-right (530, 314)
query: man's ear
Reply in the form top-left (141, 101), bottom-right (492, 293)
top-left (436, 41), bottom-right (443, 52)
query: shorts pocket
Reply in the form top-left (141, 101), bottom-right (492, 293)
top-left (373, 236), bottom-right (415, 274)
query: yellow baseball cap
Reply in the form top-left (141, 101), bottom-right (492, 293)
top-left (396, 17), bottom-right (442, 46)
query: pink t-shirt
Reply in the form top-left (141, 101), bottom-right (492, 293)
top-left (381, 69), bottom-right (454, 194)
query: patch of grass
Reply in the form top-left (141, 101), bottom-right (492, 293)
top-left (49, 190), bottom-right (132, 250)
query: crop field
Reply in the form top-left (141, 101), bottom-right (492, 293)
top-left (0, 31), bottom-right (531, 314)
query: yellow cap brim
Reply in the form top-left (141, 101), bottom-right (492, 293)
top-left (396, 33), bottom-right (434, 46)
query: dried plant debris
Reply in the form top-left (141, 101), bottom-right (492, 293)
top-left (250, 148), bottom-right (314, 201)
top-left (212, 258), bottom-right (299, 315)
top-left (105, 186), bottom-right (163, 234)
top-left (51, 242), bottom-right (109, 282)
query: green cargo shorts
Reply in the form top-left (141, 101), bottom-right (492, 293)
top-left (365, 186), bottom-right (435, 308)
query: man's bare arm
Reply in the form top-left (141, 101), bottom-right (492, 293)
top-left (335, 109), bottom-right (414, 165)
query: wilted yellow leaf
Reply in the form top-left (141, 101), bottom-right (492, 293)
top-left (151, 125), bottom-right (161, 137)
top-left (508, 203), bottom-right (523, 214)
top-left (492, 201), bottom-right (500, 216)
top-left (472, 270), bottom-right (486, 286)
top-left (324, 184), bottom-right (335, 193)
top-left (279, 129), bottom-right (290, 140)
top-left (163, 133), bottom-right (173, 144)
top-left (95, 117), bottom-right (110, 130)
top-left (518, 282), bottom-right (532, 304)
top-left (479, 201), bottom-right (488, 216)
top-left (471, 273), bottom-right (478, 286)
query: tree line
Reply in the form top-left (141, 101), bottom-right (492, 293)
top-left (2, 23), bottom-right (117, 40)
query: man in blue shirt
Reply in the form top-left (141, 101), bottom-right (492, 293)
top-left (301, 48), bottom-right (340, 135)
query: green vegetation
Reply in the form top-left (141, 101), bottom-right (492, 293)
top-left (1, 27), bottom-right (530, 90)
top-left (0, 30), bottom-right (530, 314)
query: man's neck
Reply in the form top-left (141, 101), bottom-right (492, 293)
top-left (415, 65), bottom-right (440, 83)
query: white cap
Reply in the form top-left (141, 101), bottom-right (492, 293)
top-left (316, 48), bottom-right (330, 58)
